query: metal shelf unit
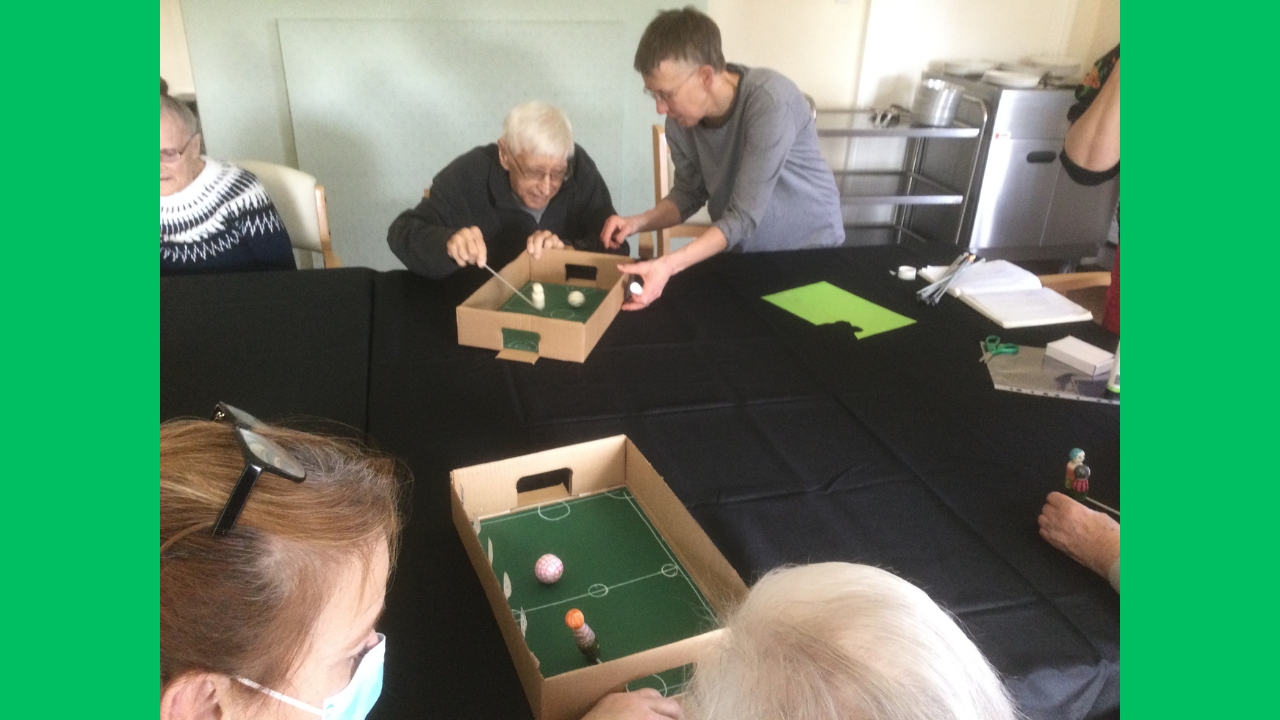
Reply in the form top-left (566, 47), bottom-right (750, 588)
top-left (817, 99), bottom-right (988, 245)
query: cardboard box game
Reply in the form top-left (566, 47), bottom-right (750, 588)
top-left (450, 436), bottom-right (747, 720)
top-left (457, 248), bottom-right (625, 364)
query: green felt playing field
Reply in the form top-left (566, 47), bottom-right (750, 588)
top-left (478, 488), bottom-right (717, 678)
top-left (498, 282), bottom-right (608, 323)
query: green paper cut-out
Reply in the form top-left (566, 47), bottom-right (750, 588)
top-left (762, 281), bottom-right (915, 339)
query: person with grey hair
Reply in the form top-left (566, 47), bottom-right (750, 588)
top-left (601, 7), bottom-right (844, 311)
top-left (680, 563), bottom-right (1018, 720)
top-left (388, 101), bottom-right (620, 293)
top-left (160, 95), bottom-right (294, 275)
top-left (580, 562), bottom-right (1016, 720)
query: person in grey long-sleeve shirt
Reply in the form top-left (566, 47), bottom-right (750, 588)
top-left (602, 7), bottom-right (844, 310)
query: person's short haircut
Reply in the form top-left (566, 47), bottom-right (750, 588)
top-left (160, 419), bottom-right (406, 707)
top-left (161, 93), bottom-right (200, 140)
top-left (683, 563), bottom-right (1017, 720)
top-left (633, 6), bottom-right (726, 75)
top-left (501, 101), bottom-right (575, 160)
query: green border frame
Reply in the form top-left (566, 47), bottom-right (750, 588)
top-left (29, 0), bottom-right (1256, 716)
top-left (1128, 1), bottom-right (1260, 717)
top-left (8, 2), bottom-right (154, 715)
top-left (5, 0), bottom-right (152, 712)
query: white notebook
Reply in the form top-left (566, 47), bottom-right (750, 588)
top-left (919, 260), bottom-right (1093, 329)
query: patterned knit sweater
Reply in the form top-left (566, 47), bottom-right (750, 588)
top-left (161, 159), bottom-right (296, 275)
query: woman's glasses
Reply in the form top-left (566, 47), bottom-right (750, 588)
top-left (210, 402), bottom-right (307, 536)
top-left (161, 133), bottom-right (199, 164)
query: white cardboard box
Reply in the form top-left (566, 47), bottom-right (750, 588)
top-left (1045, 335), bottom-right (1115, 376)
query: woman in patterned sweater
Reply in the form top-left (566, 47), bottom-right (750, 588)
top-left (161, 94), bottom-right (295, 275)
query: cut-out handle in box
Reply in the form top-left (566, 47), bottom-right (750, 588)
top-left (454, 436), bottom-right (628, 519)
top-left (497, 328), bottom-right (541, 364)
top-left (564, 264), bottom-right (598, 284)
top-left (516, 468), bottom-right (572, 506)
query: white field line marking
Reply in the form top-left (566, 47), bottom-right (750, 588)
top-left (623, 496), bottom-right (714, 617)
top-left (645, 674), bottom-right (669, 696)
top-left (484, 489), bottom-right (712, 617)
top-left (537, 502), bottom-right (572, 521)
top-left (481, 491), bottom-right (614, 526)
top-left (515, 567), bottom-right (673, 615)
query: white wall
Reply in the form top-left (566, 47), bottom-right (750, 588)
top-left (1066, 0), bottom-right (1120, 66)
top-left (855, 0), bottom-right (1080, 109)
top-left (178, 0), bottom-right (696, 270)
top-left (709, 0), bottom-right (869, 108)
top-left (708, 0), bottom-right (1118, 114)
top-left (159, 0), bottom-right (195, 96)
top-left (169, 0), bottom-right (1119, 265)
top-left (276, 18), bottom-right (629, 270)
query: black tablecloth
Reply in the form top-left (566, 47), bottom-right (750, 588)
top-left (160, 267), bottom-right (376, 435)
top-left (161, 246), bottom-right (1119, 720)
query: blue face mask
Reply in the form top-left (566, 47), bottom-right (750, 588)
top-left (238, 634), bottom-right (385, 720)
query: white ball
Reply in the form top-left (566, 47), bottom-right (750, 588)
top-left (534, 554), bottom-right (564, 584)
top-left (567, 290), bottom-right (585, 307)
top-left (531, 283), bottom-right (544, 295)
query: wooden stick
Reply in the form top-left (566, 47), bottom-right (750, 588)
top-left (1084, 496), bottom-right (1119, 517)
top-left (481, 263), bottom-right (535, 307)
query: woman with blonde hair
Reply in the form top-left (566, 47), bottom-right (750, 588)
top-left (160, 404), bottom-right (405, 720)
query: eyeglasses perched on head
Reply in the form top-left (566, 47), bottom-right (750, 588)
top-left (508, 153), bottom-right (572, 185)
top-left (161, 133), bottom-right (199, 164)
top-left (210, 402), bottom-right (307, 536)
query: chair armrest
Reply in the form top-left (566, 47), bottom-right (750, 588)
top-left (316, 184), bottom-right (343, 268)
top-left (1039, 271), bottom-right (1110, 293)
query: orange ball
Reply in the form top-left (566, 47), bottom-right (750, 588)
top-left (565, 608), bottom-right (584, 629)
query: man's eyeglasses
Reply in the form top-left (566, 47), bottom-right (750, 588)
top-left (210, 402), bottom-right (307, 536)
top-left (644, 69), bottom-right (699, 105)
top-left (161, 133), bottom-right (199, 164)
top-left (509, 154), bottom-right (571, 185)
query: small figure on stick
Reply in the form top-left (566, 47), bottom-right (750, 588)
top-left (1071, 463), bottom-right (1091, 502)
top-left (565, 608), bottom-right (601, 663)
top-left (1065, 448), bottom-right (1088, 500)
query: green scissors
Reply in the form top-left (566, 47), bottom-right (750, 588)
top-left (980, 335), bottom-right (1018, 364)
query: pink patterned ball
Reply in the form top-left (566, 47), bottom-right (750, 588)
top-left (534, 554), bottom-right (564, 584)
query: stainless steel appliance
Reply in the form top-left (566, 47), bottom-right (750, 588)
top-left (905, 72), bottom-right (1118, 262)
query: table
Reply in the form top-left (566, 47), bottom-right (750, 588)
top-left (161, 245), bottom-right (1120, 720)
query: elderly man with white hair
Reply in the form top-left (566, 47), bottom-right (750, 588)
top-left (387, 102), bottom-right (619, 291)
top-left (680, 563), bottom-right (1018, 720)
top-left (160, 94), bottom-right (294, 275)
top-left (577, 562), bottom-right (1019, 720)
